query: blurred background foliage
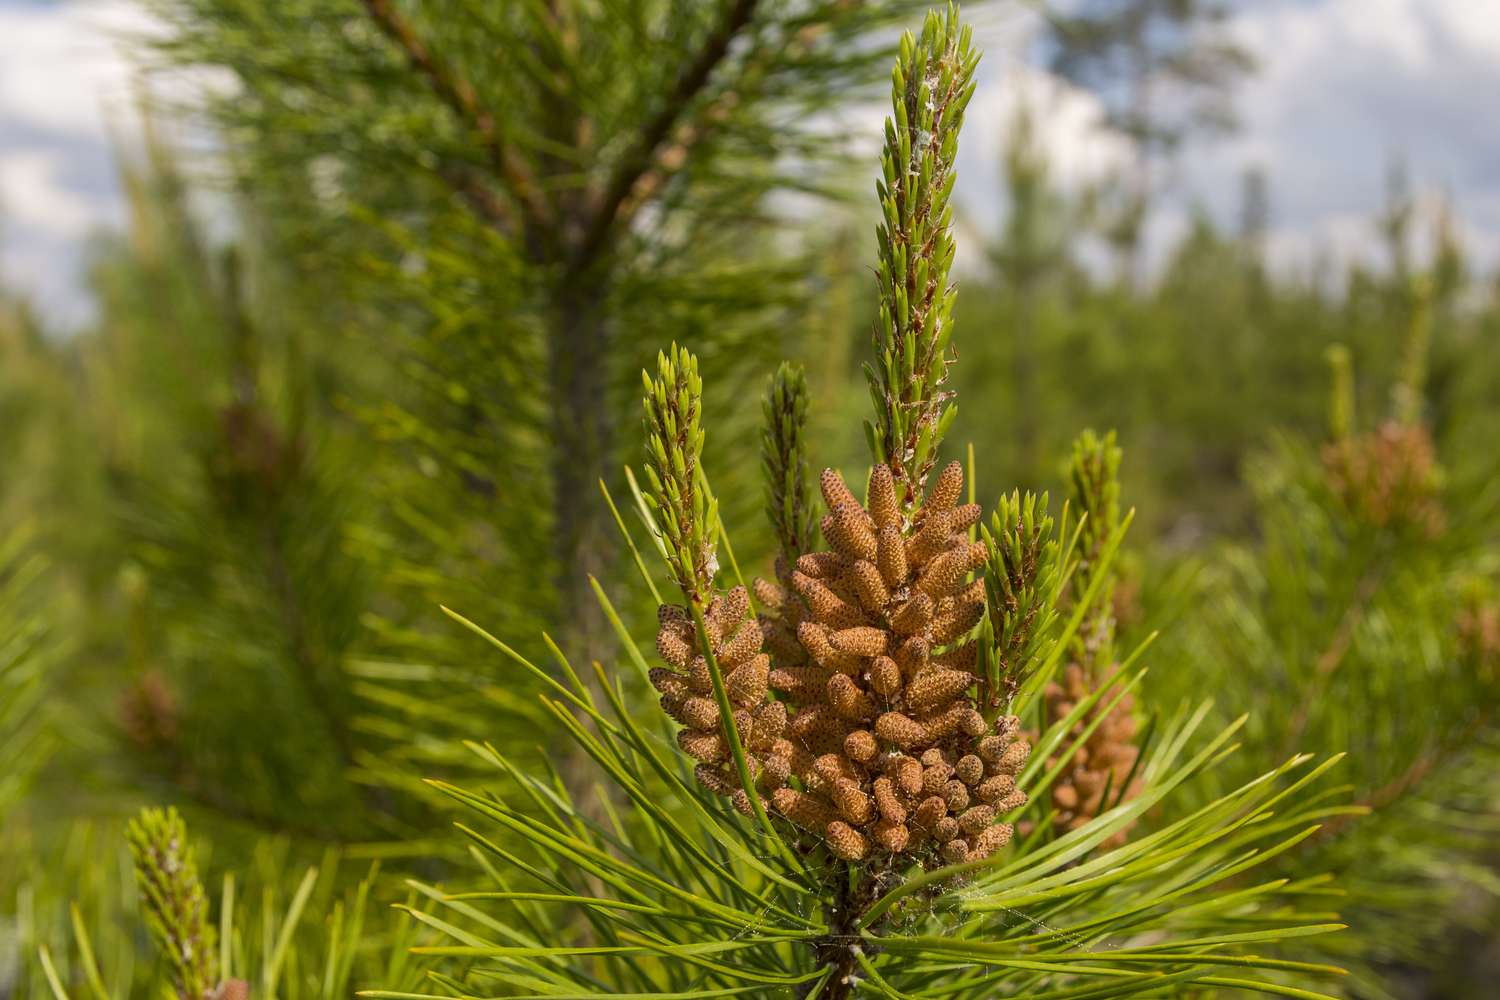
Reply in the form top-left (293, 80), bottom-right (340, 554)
top-left (1, 0), bottom-right (1498, 997)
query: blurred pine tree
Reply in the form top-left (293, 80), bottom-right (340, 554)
top-left (63, 130), bottom-right (392, 843)
top-left (145, 0), bottom-right (940, 671)
top-left (1044, 0), bottom-right (1254, 284)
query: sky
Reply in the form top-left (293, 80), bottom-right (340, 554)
top-left (3, 0), bottom-right (1500, 329)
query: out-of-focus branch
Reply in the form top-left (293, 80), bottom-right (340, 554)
top-left (1317, 709), bottom-right (1493, 842)
top-left (1280, 561), bottom-right (1386, 757)
top-left (573, 0), bottom-right (760, 270)
top-left (361, 0), bottom-right (549, 234)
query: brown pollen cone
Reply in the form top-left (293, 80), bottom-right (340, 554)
top-left (757, 461), bottom-right (1029, 866)
top-left (119, 669), bottom-right (180, 751)
top-left (1322, 421), bottom-right (1444, 537)
top-left (651, 586), bottom-right (788, 814)
top-left (1029, 663), bottom-right (1141, 847)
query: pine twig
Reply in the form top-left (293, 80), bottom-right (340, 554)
top-left (573, 0), bottom-right (762, 271)
top-left (641, 344), bottom-right (717, 606)
top-left (866, 5), bottom-right (978, 509)
top-left (126, 808), bottom-right (219, 1000)
top-left (761, 361), bottom-right (813, 571)
top-left (981, 489), bottom-right (1061, 708)
top-left (1069, 429), bottom-right (1123, 672)
top-left (360, 0), bottom-right (549, 234)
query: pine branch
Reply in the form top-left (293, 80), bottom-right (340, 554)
top-left (866, 5), bottom-right (978, 509)
top-left (981, 490), bottom-right (1062, 707)
top-left (761, 361), bottom-right (813, 572)
top-left (573, 0), bottom-right (762, 271)
top-left (1318, 707), bottom-right (1493, 842)
top-left (1325, 344), bottom-right (1355, 441)
top-left (359, 0), bottom-right (549, 235)
top-left (1280, 559), bottom-right (1387, 759)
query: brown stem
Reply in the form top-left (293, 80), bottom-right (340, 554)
top-left (572, 0), bottom-right (760, 271)
top-left (360, 0), bottom-right (550, 236)
top-left (1317, 709), bottom-right (1493, 842)
top-left (800, 862), bottom-right (891, 1000)
top-left (546, 280), bottom-right (614, 669)
top-left (802, 863), bottom-right (858, 1000)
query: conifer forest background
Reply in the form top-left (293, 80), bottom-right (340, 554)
top-left (2, 1), bottom-right (1499, 998)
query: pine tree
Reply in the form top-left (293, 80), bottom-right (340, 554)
top-left (74, 134), bottom-right (390, 842)
top-left (148, 0), bottom-right (938, 673)
top-left (1044, 0), bottom-right (1254, 284)
top-left (386, 11), bottom-right (1348, 997)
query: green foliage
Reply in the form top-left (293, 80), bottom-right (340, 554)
top-left (979, 491), bottom-right (1065, 705)
top-left (85, 141), bottom-right (382, 840)
top-left (1154, 338), bottom-right (1500, 994)
top-left (24, 823), bottom-right (430, 1000)
top-left (0, 527), bottom-right (54, 824)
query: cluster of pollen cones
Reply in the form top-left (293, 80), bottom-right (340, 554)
top-left (653, 460), bottom-right (1030, 866)
top-left (1322, 420), bottom-right (1444, 537)
top-left (1028, 663), bottom-right (1141, 847)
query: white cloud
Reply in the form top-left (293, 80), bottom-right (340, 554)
top-left (9, 0), bottom-right (1500, 327)
top-left (0, 0), bottom-right (155, 139)
top-left (951, 0), bottom-right (1500, 281)
top-left (0, 0), bottom-right (160, 326)
top-left (0, 150), bottom-right (100, 235)
top-left (964, 60), bottom-right (1134, 195)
